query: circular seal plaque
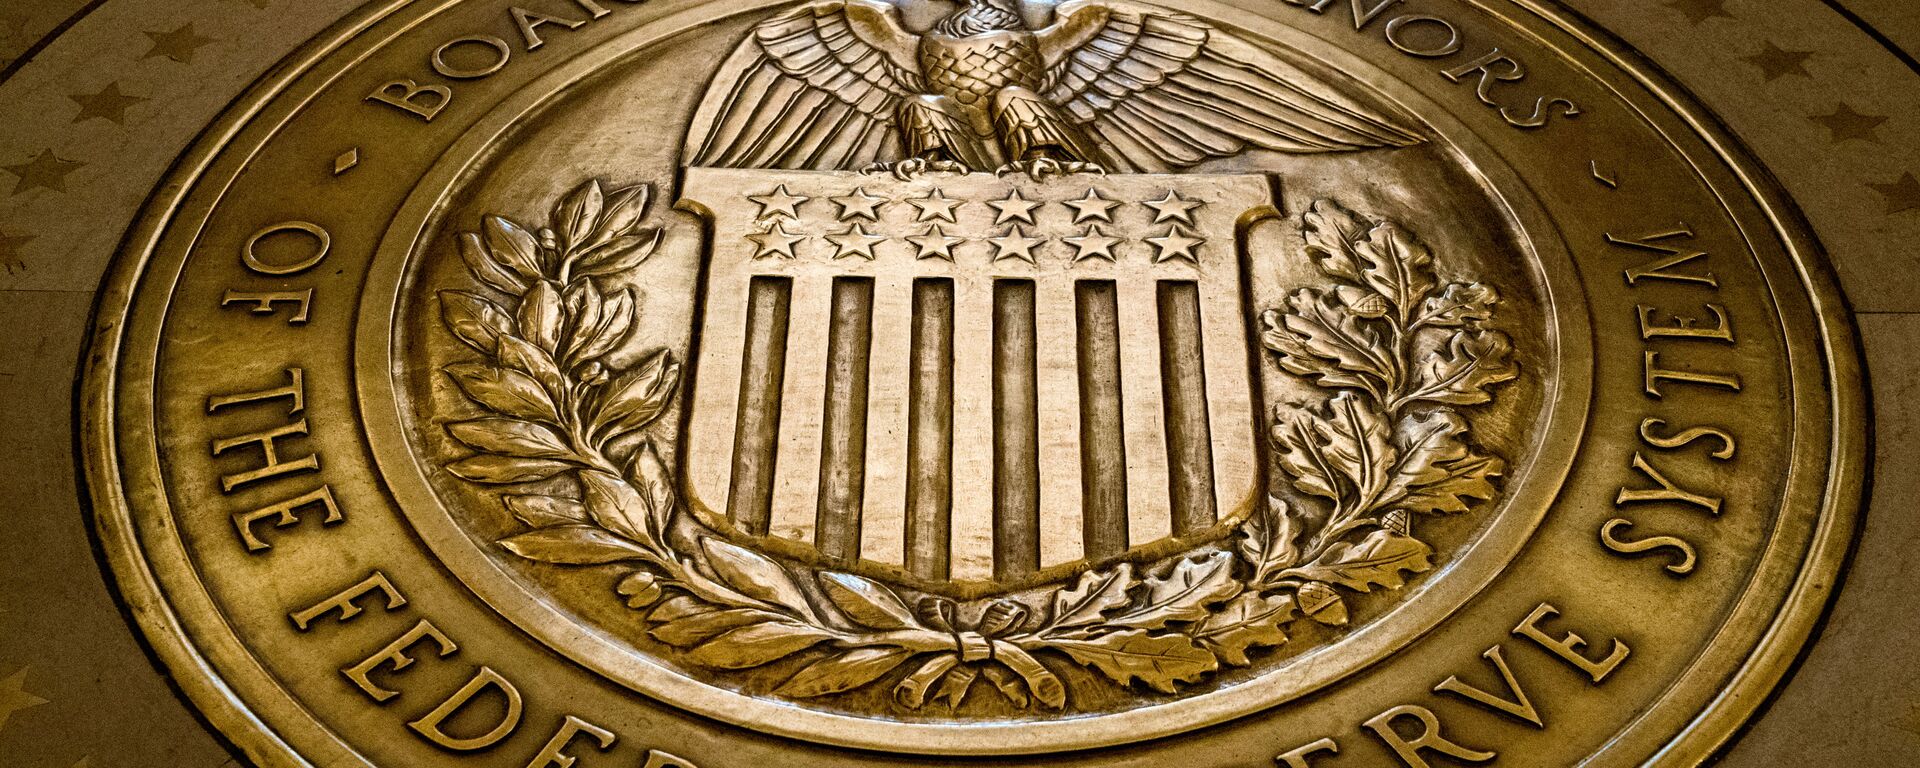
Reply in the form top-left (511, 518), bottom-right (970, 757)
top-left (81, 0), bottom-right (1866, 765)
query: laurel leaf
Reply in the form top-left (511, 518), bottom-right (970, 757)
top-left (498, 525), bottom-right (649, 564)
top-left (1048, 629), bottom-right (1219, 694)
top-left (627, 441), bottom-right (677, 536)
top-left (699, 537), bottom-right (818, 622)
top-left (650, 607), bottom-right (783, 647)
top-left (555, 179), bottom-right (605, 253)
top-left (1108, 552), bottom-right (1240, 630)
top-left (576, 288), bottom-right (635, 362)
top-left (504, 495), bottom-right (589, 528)
top-left (1194, 592), bottom-right (1296, 666)
top-left (444, 362), bottom-right (559, 424)
top-left (777, 647), bottom-right (917, 698)
top-left (682, 621), bottom-right (835, 669)
top-left (517, 281), bottom-right (565, 354)
top-left (560, 279), bottom-right (604, 360)
top-left (496, 334), bottom-right (567, 396)
top-left (446, 455), bottom-right (574, 484)
top-left (440, 291), bottom-right (515, 355)
top-left (484, 214), bottom-right (543, 282)
top-left (1353, 221), bottom-right (1437, 318)
top-left (447, 418), bottom-right (574, 460)
top-left (1284, 529), bottom-right (1434, 593)
top-left (579, 469), bottom-right (660, 549)
top-left (596, 351), bottom-right (680, 439)
top-left (458, 232), bottom-right (527, 294)
top-left (1048, 564), bottom-right (1134, 630)
top-left (592, 184), bottom-right (652, 250)
top-left (819, 572), bottom-right (919, 630)
top-left (576, 229), bottom-right (662, 278)
top-left (1407, 329), bottom-right (1519, 407)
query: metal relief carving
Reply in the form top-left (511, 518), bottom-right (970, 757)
top-left (81, 0), bottom-right (1866, 763)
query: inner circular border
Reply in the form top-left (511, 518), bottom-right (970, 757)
top-left (352, 0), bottom-right (1592, 755)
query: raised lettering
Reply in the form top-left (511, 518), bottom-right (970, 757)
top-left (1600, 518), bottom-right (1699, 575)
top-left (1607, 227), bottom-right (1717, 287)
top-left (1638, 303), bottom-right (1734, 342)
top-left (344, 619), bottom-right (459, 702)
top-left (290, 571), bottom-right (407, 631)
top-left (1640, 417), bottom-right (1736, 459)
top-left (511, 7), bottom-right (589, 50)
top-left (368, 79), bottom-right (451, 122)
top-left (242, 221), bottom-right (330, 276)
top-left (233, 484), bottom-right (343, 552)
top-left (526, 715), bottom-right (617, 768)
top-left (1618, 451), bottom-right (1723, 514)
top-left (409, 666), bottom-right (525, 751)
top-left (221, 288), bottom-right (314, 325)
top-left (1513, 603), bottom-right (1630, 683)
top-left (432, 36), bottom-right (513, 80)
top-left (1363, 705), bottom-right (1496, 768)
top-left (1644, 351), bottom-right (1741, 397)
top-left (1433, 645), bottom-right (1542, 727)
top-left (1276, 737), bottom-right (1340, 767)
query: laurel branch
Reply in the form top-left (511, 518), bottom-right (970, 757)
top-left (437, 181), bottom-right (1514, 711)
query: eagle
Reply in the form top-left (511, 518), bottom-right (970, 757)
top-left (685, 0), bottom-right (1423, 179)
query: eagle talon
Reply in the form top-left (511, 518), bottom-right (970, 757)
top-left (996, 158), bottom-right (1108, 181)
top-left (864, 157), bottom-right (970, 181)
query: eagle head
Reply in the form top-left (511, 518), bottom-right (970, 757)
top-left (935, 0), bottom-right (1026, 36)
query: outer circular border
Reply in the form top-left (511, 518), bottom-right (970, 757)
top-left (75, 0), bottom-right (1867, 766)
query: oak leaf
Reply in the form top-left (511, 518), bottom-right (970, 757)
top-left (1048, 630), bottom-right (1219, 693)
top-left (1284, 529), bottom-right (1434, 592)
top-left (1193, 592), bottom-right (1296, 666)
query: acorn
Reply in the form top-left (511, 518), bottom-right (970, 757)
top-left (1382, 509), bottom-right (1412, 537)
top-left (1298, 582), bottom-right (1348, 626)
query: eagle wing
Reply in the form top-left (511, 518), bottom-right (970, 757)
top-left (686, 0), bottom-right (923, 170)
top-left (1036, 0), bottom-right (1422, 172)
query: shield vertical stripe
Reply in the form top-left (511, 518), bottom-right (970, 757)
top-left (725, 276), bottom-right (791, 534)
top-left (905, 278), bottom-right (954, 579)
top-left (769, 274), bottom-right (833, 543)
top-left (1035, 276), bottom-right (1087, 569)
top-left (948, 275), bottom-right (998, 581)
top-left (1115, 277), bottom-right (1174, 549)
top-left (1075, 280), bottom-right (1129, 560)
top-left (991, 279), bottom-right (1041, 580)
top-left (1158, 281), bottom-right (1219, 534)
top-left (858, 274), bottom-right (915, 568)
top-left (816, 277), bottom-right (874, 561)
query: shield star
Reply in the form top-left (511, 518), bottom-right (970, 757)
top-left (1147, 226), bottom-right (1204, 264)
top-left (746, 220), bottom-right (806, 259)
top-left (907, 224), bottom-right (965, 261)
top-left (748, 185), bottom-right (809, 219)
top-left (1144, 190), bottom-right (1204, 226)
top-left (1064, 225), bottom-right (1122, 263)
top-left (0, 667), bottom-right (48, 731)
top-left (989, 190), bottom-right (1043, 225)
top-left (991, 226), bottom-right (1047, 264)
top-left (826, 223), bottom-right (888, 260)
top-left (907, 191), bottom-right (964, 223)
top-left (1065, 189), bottom-right (1120, 224)
top-left (830, 188), bottom-right (888, 221)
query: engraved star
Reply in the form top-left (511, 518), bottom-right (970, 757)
top-left (1664, 0), bottom-right (1732, 24)
top-left (1743, 42), bottom-right (1813, 82)
top-left (1144, 190), bottom-right (1205, 226)
top-left (830, 187), bottom-right (887, 221)
top-left (1869, 173), bottom-right (1920, 215)
top-left (826, 223), bottom-right (887, 260)
top-left (0, 667), bottom-right (49, 732)
top-left (746, 220), bottom-right (806, 259)
top-left (1146, 226), bottom-right (1205, 264)
top-left (907, 224), bottom-right (965, 261)
top-left (0, 229), bottom-right (32, 275)
top-left (748, 185), bottom-right (809, 219)
top-left (991, 226), bottom-right (1047, 264)
top-left (1063, 225), bottom-right (1122, 263)
top-left (1064, 189), bottom-right (1120, 224)
top-left (3, 150), bottom-right (83, 195)
top-left (143, 23), bottom-right (218, 63)
top-left (907, 191), bottom-right (964, 223)
top-left (988, 190), bottom-right (1043, 225)
top-left (1811, 103), bottom-right (1888, 144)
top-left (70, 82), bottom-right (146, 125)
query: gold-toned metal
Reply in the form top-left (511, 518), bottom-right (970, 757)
top-left (78, 0), bottom-right (1865, 765)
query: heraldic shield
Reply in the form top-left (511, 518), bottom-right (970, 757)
top-left (677, 169), bottom-right (1276, 592)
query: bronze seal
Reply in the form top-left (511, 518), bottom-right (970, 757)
top-left (81, 0), bottom-right (1865, 765)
